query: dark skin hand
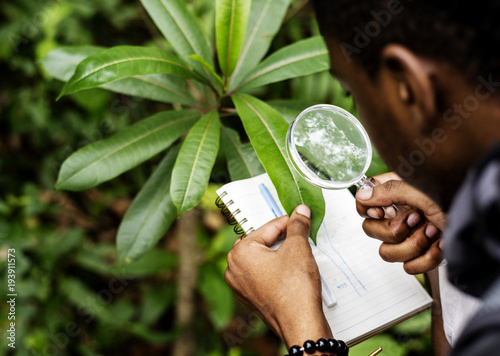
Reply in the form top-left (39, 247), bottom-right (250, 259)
top-left (356, 172), bottom-right (450, 355)
top-left (356, 172), bottom-right (446, 275)
top-left (225, 205), bottom-right (333, 354)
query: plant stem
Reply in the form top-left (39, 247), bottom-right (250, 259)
top-left (173, 209), bottom-right (200, 356)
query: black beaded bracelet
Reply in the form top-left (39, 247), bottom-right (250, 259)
top-left (285, 338), bottom-right (349, 356)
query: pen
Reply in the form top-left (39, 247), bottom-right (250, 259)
top-left (259, 183), bottom-right (282, 218)
top-left (258, 183), bottom-right (337, 308)
top-left (368, 347), bottom-right (383, 356)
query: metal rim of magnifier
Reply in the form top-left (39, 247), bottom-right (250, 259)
top-left (286, 104), bottom-right (373, 190)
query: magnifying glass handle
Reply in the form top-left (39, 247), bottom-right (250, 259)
top-left (357, 176), bottom-right (399, 216)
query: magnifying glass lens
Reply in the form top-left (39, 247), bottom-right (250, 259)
top-left (287, 105), bottom-right (372, 190)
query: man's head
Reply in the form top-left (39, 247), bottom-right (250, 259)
top-left (313, 0), bottom-right (500, 209)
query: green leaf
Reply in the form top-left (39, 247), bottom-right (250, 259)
top-left (139, 284), bottom-right (175, 326)
top-left (43, 46), bottom-right (197, 105)
top-left (73, 243), bottom-right (117, 276)
top-left (391, 309), bottom-right (431, 335)
top-left (171, 111), bottom-right (221, 215)
top-left (60, 278), bottom-right (117, 325)
top-left (128, 324), bottom-right (178, 343)
top-left (221, 126), bottom-right (265, 180)
top-left (56, 110), bottom-right (200, 191)
top-left (58, 46), bottom-right (202, 99)
top-left (41, 46), bottom-right (104, 81)
top-left (73, 242), bottom-right (178, 277)
top-left (189, 54), bottom-right (224, 90)
top-left (236, 37), bottom-right (330, 91)
top-left (207, 225), bottom-right (239, 259)
top-left (199, 264), bottom-right (235, 330)
top-left (216, 0), bottom-right (251, 82)
top-left (140, 0), bottom-right (213, 67)
top-left (232, 94), bottom-right (325, 242)
top-left (228, 0), bottom-right (291, 91)
top-left (140, 0), bottom-right (219, 90)
top-left (350, 334), bottom-right (409, 356)
top-left (117, 146), bottom-right (180, 263)
top-left (267, 99), bottom-right (314, 123)
top-left (107, 300), bottom-right (135, 323)
top-left (122, 250), bottom-right (178, 277)
top-left (104, 75), bottom-right (197, 106)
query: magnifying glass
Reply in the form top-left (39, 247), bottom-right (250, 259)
top-left (286, 104), bottom-right (378, 191)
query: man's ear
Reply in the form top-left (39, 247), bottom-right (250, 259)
top-left (380, 44), bottom-right (437, 134)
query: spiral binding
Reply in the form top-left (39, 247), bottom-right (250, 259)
top-left (216, 192), bottom-right (255, 237)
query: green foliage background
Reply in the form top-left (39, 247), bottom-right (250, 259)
top-left (0, 0), bottom-right (432, 355)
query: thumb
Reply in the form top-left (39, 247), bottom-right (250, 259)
top-left (356, 180), bottom-right (445, 225)
top-left (282, 205), bottom-right (312, 249)
top-left (244, 215), bottom-right (289, 247)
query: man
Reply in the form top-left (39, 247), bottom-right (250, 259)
top-left (224, 1), bottom-right (500, 355)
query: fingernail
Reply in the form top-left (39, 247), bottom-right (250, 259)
top-left (425, 224), bottom-right (438, 239)
top-left (357, 187), bottom-right (373, 200)
top-left (407, 213), bottom-right (421, 228)
top-left (384, 206), bottom-right (397, 219)
top-left (295, 204), bottom-right (311, 218)
top-left (367, 208), bottom-right (380, 219)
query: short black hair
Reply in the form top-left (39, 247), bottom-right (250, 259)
top-left (312, 0), bottom-right (500, 81)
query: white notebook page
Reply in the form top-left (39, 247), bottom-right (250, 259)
top-left (217, 174), bottom-right (432, 345)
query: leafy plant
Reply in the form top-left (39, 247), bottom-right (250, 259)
top-left (43, 0), bottom-right (331, 262)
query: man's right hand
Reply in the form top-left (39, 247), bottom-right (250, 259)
top-left (355, 172), bottom-right (447, 274)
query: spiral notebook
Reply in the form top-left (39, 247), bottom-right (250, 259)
top-left (216, 174), bottom-right (432, 346)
